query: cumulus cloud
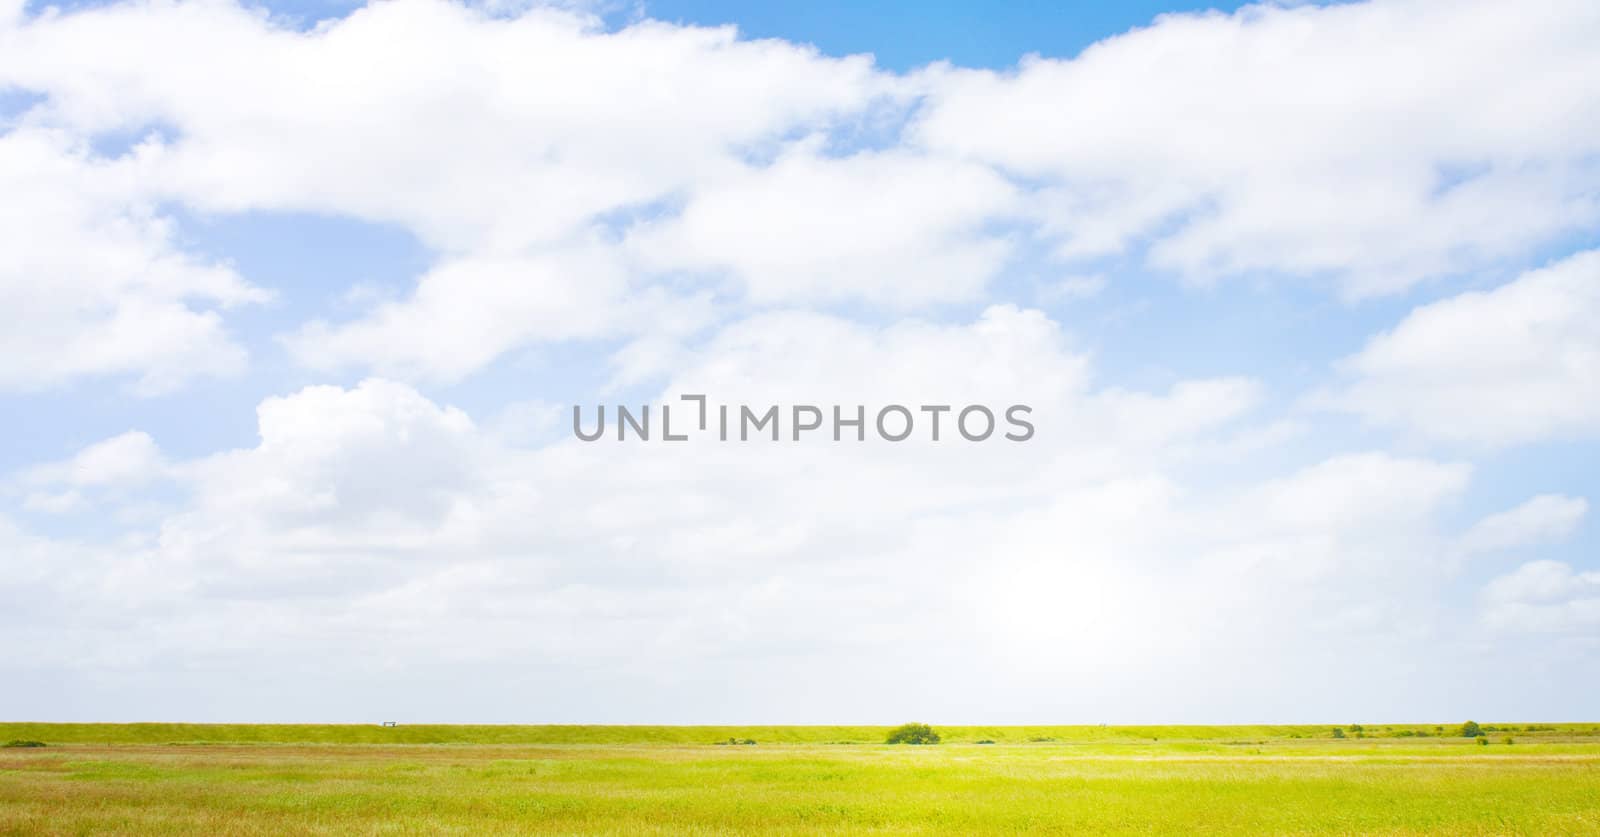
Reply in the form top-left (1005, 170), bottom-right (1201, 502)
top-left (285, 246), bottom-right (641, 381)
top-left (0, 0), bottom-right (899, 382)
top-left (0, 305), bottom-right (1538, 720)
top-left (172, 378), bottom-right (483, 545)
top-left (1459, 494), bottom-right (1588, 555)
top-left (911, 0), bottom-right (1600, 296)
top-left (1321, 249), bottom-right (1600, 446)
top-left (22, 430), bottom-right (166, 487)
top-left (2, 0), bottom-right (1597, 720)
top-left (1243, 452), bottom-right (1471, 541)
top-left (628, 142), bottom-right (1021, 306)
top-left (0, 129), bottom-right (264, 393)
top-left (1481, 560), bottom-right (1600, 634)
top-left (4, 0), bottom-right (1599, 385)
top-left (1, 0), bottom-right (887, 253)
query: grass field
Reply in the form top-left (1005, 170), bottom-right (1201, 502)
top-left (3, 723), bottom-right (1598, 834)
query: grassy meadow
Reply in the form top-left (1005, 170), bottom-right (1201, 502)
top-left (2, 723), bottom-right (1598, 834)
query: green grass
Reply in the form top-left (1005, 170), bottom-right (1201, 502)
top-left (1, 724), bottom-right (1597, 834)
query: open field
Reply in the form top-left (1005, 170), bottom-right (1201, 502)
top-left (3, 724), bottom-right (1599, 834)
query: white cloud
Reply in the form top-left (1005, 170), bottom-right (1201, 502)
top-left (173, 378), bottom-right (483, 542)
top-left (21, 490), bottom-right (84, 514)
top-left (14, 431), bottom-right (168, 516)
top-left (1482, 560), bottom-right (1600, 634)
top-left (4, 0), bottom-right (1596, 387)
top-left (1459, 494), bottom-right (1588, 555)
top-left (1321, 249), bottom-right (1600, 445)
top-left (2, 0), bottom-right (916, 381)
top-left (285, 246), bottom-right (636, 381)
top-left (910, 0), bottom-right (1600, 296)
top-left (628, 142), bottom-right (1021, 306)
top-left (1, 305), bottom-right (1547, 720)
top-left (2, 0), bottom-right (1597, 720)
top-left (24, 430), bottom-right (166, 487)
top-left (0, 129), bottom-right (264, 393)
top-left (0, 0), bottom-right (887, 254)
top-left (1244, 452), bottom-right (1471, 539)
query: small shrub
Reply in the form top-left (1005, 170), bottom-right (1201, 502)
top-left (1349, 724), bottom-right (1364, 733)
top-left (1460, 721), bottom-right (1483, 738)
top-left (1477, 737), bottom-right (1490, 746)
top-left (975, 739), bottom-right (996, 745)
top-left (1503, 736), bottom-right (1515, 745)
top-left (2, 740), bottom-right (45, 748)
top-left (1331, 728), bottom-right (1346, 739)
top-left (886, 723), bottom-right (940, 745)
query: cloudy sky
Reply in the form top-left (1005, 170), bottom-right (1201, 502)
top-left (2, 0), bottom-right (1597, 724)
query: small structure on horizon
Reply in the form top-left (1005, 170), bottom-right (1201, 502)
top-left (381, 721), bottom-right (398, 727)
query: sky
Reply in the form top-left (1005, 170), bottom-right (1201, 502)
top-left (1, 0), bottom-right (1598, 724)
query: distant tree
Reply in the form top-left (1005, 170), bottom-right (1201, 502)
top-left (1349, 724), bottom-right (1364, 733)
top-left (1460, 721), bottom-right (1483, 738)
top-left (886, 723), bottom-right (941, 745)
top-left (1331, 728), bottom-right (1346, 739)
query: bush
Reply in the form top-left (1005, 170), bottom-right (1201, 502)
top-left (2, 740), bottom-right (45, 748)
top-left (1331, 728), bottom-right (1345, 739)
top-left (886, 723), bottom-right (940, 745)
top-left (975, 739), bottom-right (996, 745)
top-left (1503, 736), bottom-right (1515, 745)
top-left (1460, 721), bottom-right (1483, 738)
top-left (1477, 737), bottom-right (1490, 746)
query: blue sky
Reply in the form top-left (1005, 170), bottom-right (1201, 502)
top-left (1, 0), bottom-right (1598, 723)
top-left (645, 0), bottom-right (1254, 70)
top-left (228, 0), bottom-right (1256, 66)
